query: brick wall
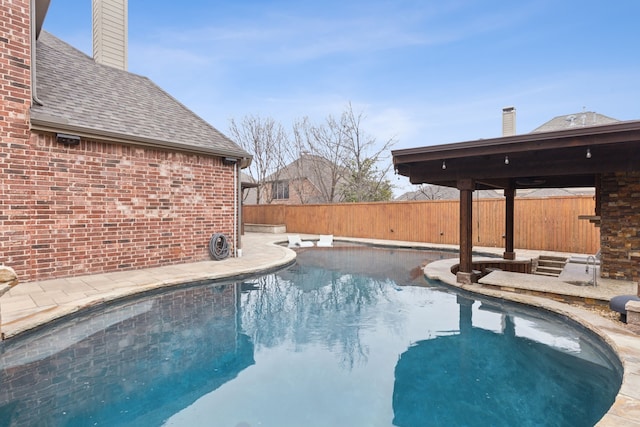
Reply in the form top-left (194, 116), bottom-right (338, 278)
top-left (0, 0), bottom-right (31, 276)
top-left (600, 171), bottom-right (640, 282)
top-left (0, 1), bottom-right (31, 112)
top-left (2, 132), bottom-right (238, 281)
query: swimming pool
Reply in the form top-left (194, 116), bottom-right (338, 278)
top-left (0, 247), bottom-right (622, 426)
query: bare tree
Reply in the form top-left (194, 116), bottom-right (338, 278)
top-left (229, 115), bottom-right (289, 204)
top-left (230, 103), bottom-right (395, 204)
top-left (338, 103), bottom-right (395, 202)
top-left (414, 184), bottom-right (458, 200)
top-left (290, 117), bottom-right (349, 203)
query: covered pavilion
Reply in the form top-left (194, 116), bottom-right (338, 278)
top-left (392, 118), bottom-right (640, 285)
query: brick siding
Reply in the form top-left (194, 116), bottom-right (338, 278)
top-left (2, 132), bottom-right (237, 281)
top-left (0, 0), bottom-right (32, 168)
top-left (0, 1), bottom-right (31, 113)
top-left (0, 0), bottom-right (32, 277)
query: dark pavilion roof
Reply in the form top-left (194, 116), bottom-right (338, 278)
top-left (392, 119), bottom-right (640, 190)
top-left (31, 31), bottom-right (251, 162)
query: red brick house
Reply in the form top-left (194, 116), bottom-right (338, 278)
top-left (1, 0), bottom-right (251, 282)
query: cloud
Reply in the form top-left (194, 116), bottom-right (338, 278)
top-left (128, 1), bottom-right (536, 68)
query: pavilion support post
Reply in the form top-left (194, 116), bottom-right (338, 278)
top-left (504, 187), bottom-right (516, 260)
top-left (457, 179), bottom-right (475, 285)
top-left (457, 295), bottom-right (474, 334)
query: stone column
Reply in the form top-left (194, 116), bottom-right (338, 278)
top-left (600, 172), bottom-right (640, 282)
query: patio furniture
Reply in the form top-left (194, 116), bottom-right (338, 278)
top-left (287, 235), bottom-right (314, 248)
top-left (317, 235), bottom-right (334, 247)
top-left (610, 294), bottom-right (640, 322)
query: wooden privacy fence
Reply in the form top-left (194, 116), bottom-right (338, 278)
top-left (243, 196), bottom-right (600, 254)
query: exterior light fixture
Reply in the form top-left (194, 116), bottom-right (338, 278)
top-left (586, 148), bottom-right (591, 159)
top-left (56, 133), bottom-right (81, 146)
top-left (442, 160), bottom-right (446, 170)
top-left (504, 155), bottom-right (509, 165)
top-left (223, 157), bottom-right (238, 165)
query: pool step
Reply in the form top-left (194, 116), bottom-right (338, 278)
top-left (534, 255), bottom-right (567, 277)
top-left (535, 269), bottom-right (563, 277)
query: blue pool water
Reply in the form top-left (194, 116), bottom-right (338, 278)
top-left (0, 247), bottom-right (622, 426)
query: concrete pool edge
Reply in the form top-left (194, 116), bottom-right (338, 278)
top-left (0, 235), bottom-right (297, 340)
top-left (424, 257), bottom-right (640, 427)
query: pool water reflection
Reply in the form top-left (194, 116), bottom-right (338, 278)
top-left (0, 247), bottom-right (622, 426)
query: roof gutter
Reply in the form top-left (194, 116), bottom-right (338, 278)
top-left (392, 119), bottom-right (640, 165)
top-left (30, 116), bottom-right (253, 168)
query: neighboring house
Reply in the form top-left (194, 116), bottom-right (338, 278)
top-left (532, 111), bottom-right (619, 133)
top-left (526, 111), bottom-right (609, 198)
top-left (0, 0), bottom-right (251, 282)
top-left (516, 188), bottom-right (595, 198)
top-left (260, 154), bottom-right (347, 205)
top-left (397, 185), bottom-right (594, 201)
top-left (397, 186), bottom-right (502, 201)
top-left (241, 172), bottom-right (258, 204)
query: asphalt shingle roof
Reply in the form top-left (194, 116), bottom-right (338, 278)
top-left (531, 111), bottom-right (619, 133)
top-left (31, 31), bottom-right (250, 160)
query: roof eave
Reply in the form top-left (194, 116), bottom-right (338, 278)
top-left (34, 0), bottom-right (51, 39)
top-left (392, 119), bottom-right (640, 165)
top-left (30, 115), bottom-right (253, 167)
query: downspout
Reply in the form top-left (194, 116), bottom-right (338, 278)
top-left (236, 157), bottom-right (249, 257)
top-left (234, 161), bottom-right (239, 257)
top-left (31, 0), bottom-right (44, 106)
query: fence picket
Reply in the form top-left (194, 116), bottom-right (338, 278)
top-left (244, 196), bottom-right (599, 253)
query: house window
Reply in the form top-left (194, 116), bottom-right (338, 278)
top-left (272, 180), bottom-right (289, 200)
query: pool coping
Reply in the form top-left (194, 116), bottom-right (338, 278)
top-left (0, 233), bottom-right (298, 339)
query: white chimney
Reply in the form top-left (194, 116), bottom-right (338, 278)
top-left (502, 106), bottom-right (516, 136)
top-left (92, 0), bottom-right (128, 70)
